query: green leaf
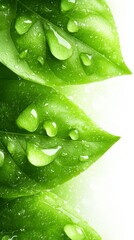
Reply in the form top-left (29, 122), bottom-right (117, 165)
top-left (0, 77), bottom-right (119, 198)
top-left (0, 192), bottom-right (102, 239)
top-left (0, 0), bottom-right (131, 87)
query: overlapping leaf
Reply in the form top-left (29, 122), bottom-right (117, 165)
top-left (0, 77), bottom-right (119, 198)
top-left (0, 192), bottom-right (102, 239)
top-left (0, 0), bottom-right (131, 87)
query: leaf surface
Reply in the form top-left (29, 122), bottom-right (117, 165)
top-left (0, 0), bottom-right (131, 87)
top-left (0, 192), bottom-right (102, 239)
top-left (0, 77), bottom-right (119, 198)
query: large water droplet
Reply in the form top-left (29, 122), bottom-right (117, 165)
top-left (19, 49), bottom-right (28, 59)
top-left (61, 0), bottom-right (76, 12)
top-left (69, 129), bottom-right (79, 140)
top-left (64, 224), bottom-right (84, 240)
top-left (0, 150), bottom-right (4, 167)
top-left (15, 16), bottom-right (33, 35)
top-left (37, 56), bottom-right (45, 65)
top-left (80, 53), bottom-right (92, 66)
top-left (46, 29), bottom-right (73, 60)
top-left (43, 121), bottom-right (57, 137)
top-left (79, 155), bottom-right (89, 162)
top-left (16, 107), bottom-right (39, 132)
top-left (1, 236), bottom-right (10, 240)
top-left (67, 19), bottom-right (79, 33)
top-left (27, 144), bottom-right (61, 167)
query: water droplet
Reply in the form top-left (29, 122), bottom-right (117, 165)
top-left (79, 155), bottom-right (89, 162)
top-left (15, 16), bottom-right (33, 35)
top-left (37, 56), bottom-right (45, 65)
top-left (0, 4), bottom-right (8, 11)
top-left (61, 0), bottom-right (76, 12)
top-left (2, 236), bottom-right (10, 240)
top-left (67, 19), bottom-right (79, 33)
top-left (16, 107), bottom-right (39, 132)
top-left (0, 150), bottom-right (4, 167)
top-left (46, 29), bottom-right (73, 60)
top-left (27, 144), bottom-right (61, 167)
top-left (7, 140), bottom-right (15, 154)
top-left (43, 121), bottom-right (57, 137)
top-left (69, 129), bottom-right (79, 140)
top-left (80, 53), bottom-right (92, 66)
top-left (19, 49), bottom-right (28, 59)
top-left (64, 224), bottom-right (84, 240)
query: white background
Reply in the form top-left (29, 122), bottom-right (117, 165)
top-left (56, 1), bottom-right (134, 239)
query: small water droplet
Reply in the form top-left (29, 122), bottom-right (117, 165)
top-left (61, 0), bottom-right (76, 12)
top-left (19, 49), bottom-right (28, 59)
top-left (27, 144), bottom-right (61, 167)
top-left (64, 224), bottom-right (84, 240)
top-left (0, 4), bottom-right (8, 11)
top-left (69, 129), bottom-right (79, 140)
top-left (7, 141), bottom-right (15, 154)
top-left (15, 16), bottom-right (33, 35)
top-left (16, 107), bottom-right (39, 132)
top-left (37, 56), bottom-right (45, 65)
top-left (46, 28), bottom-right (73, 60)
top-left (43, 121), bottom-right (57, 137)
top-left (0, 150), bottom-right (4, 167)
top-left (67, 19), bottom-right (79, 33)
top-left (80, 53), bottom-right (92, 66)
top-left (79, 155), bottom-right (89, 162)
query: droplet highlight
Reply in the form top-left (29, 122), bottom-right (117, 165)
top-left (46, 29), bottom-right (73, 60)
top-left (43, 121), bottom-right (57, 137)
top-left (67, 20), bottom-right (79, 33)
top-left (37, 56), bottom-right (45, 65)
top-left (69, 129), bottom-right (79, 140)
top-left (19, 49), bottom-right (28, 59)
top-left (16, 107), bottom-right (39, 132)
top-left (80, 53), bottom-right (92, 66)
top-left (64, 224), bottom-right (85, 240)
top-left (61, 0), bottom-right (76, 12)
top-left (27, 144), bottom-right (61, 167)
top-left (79, 155), bottom-right (89, 162)
top-left (0, 150), bottom-right (4, 167)
top-left (15, 16), bottom-right (33, 35)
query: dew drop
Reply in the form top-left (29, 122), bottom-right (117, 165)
top-left (61, 0), bottom-right (76, 12)
top-left (79, 155), bottom-right (89, 162)
top-left (0, 4), bottom-right (8, 11)
top-left (37, 56), bottom-right (45, 65)
top-left (43, 121), bottom-right (57, 137)
top-left (15, 16), bottom-right (33, 35)
top-left (80, 53), bottom-right (92, 66)
top-left (19, 49), bottom-right (28, 59)
top-left (69, 129), bottom-right (79, 140)
top-left (64, 224), bottom-right (84, 240)
top-left (7, 141), bottom-right (15, 154)
top-left (16, 107), bottom-right (39, 132)
top-left (67, 19), bottom-right (79, 33)
top-left (46, 29), bottom-right (73, 60)
top-left (0, 150), bottom-right (4, 167)
top-left (27, 144), bottom-right (61, 167)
